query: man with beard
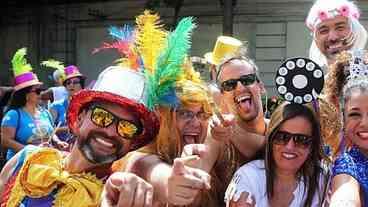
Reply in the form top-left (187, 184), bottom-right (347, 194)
top-left (306, 0), bottom-right (367, 71)
top-left (0, 66), bottom-right (160, 207)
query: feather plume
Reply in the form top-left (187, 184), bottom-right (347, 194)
top-left (93, 25), bottom-right (141, 70)
top-left (146, 17), bottom-right (196, 109)
top-left (109, 25), bottom-right (134, 41)
top-left (11, 48), bottom-right (33, 76)
top-left (180, 57), bottom-right (202, 83)
top-left (41, 59), bottom-right (65, 71)
top-left (136, 10), bottom-right (167, 74)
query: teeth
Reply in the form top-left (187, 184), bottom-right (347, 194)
top-left (358, 132), bottom-right (368, 138)
top-left (236, 95), bottom-right (250, 103)
top-left (95, 138), bottom-right (114, 147)
top-left (184, 133), bottom-right (199, 136)
top-left (282, 152), bottom-right (297, 159)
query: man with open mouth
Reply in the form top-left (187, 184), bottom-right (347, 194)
top-left (0, 65), bottom-right (160, 207)
top-left (112, 77), bottom-right (214, 206)
top-left (179, 55), bottom-right (269, 207)
top-left (306, 0), bottom-right (367, 71)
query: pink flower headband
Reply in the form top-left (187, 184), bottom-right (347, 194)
top-left (306, 2), bottom-right (360, 31)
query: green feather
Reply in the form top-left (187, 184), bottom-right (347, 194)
top-left (41, 59), bottom-right (65, 71)
top-left (146, 17), bottom-right (196, 109)
top-left (11, 48), bottom-right (33, 76)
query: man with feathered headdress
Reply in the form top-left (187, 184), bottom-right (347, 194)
top-left (306, 0), bottom-right (367, 71)
top-left (97, 11), bottom-right (219, 206)
top-left (0, 41), bottom-right (161, 207)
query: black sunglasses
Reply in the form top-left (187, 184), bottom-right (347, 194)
top-left (30, 88), bottom-right (44, 95)
top-left (65, 79), bottom-right (81, 85)
top-left (273, 131), bottom-right (313, 148)
top-left (220, 74), bottom-right (257, 92)
top-left (90, 105), bottom-right (143, 139)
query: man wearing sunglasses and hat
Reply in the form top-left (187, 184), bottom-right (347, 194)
top-left (205, 36), bottom-right (246, 114)
top-left (0, 65), bottom-right (160, 207)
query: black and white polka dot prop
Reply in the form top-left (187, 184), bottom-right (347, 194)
top-left (275, 57), bottom-right (324, 104)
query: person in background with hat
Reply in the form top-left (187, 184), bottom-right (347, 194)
top-left (1, 48), bottom-right (55, 161)
top-left (204, 36), bottom-right (246, 114)
top-left (43, 60), bottom-right (86, 150)
top-left (0, 64), bottom-right (160, 207)
top-left (40, 68), bottom-right (68, 104)
top-left (306, 0), bottom-right (367, 71)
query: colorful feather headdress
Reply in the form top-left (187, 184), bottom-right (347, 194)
top-left (11, 48), bottom-right (43, 91)
top-left (94, 10), bottom-right (196, 110)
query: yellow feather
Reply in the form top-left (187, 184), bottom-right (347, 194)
top-left (135, 10), bottom-right (167, 74)
top-left (179, 57), bottom-right (202, 83)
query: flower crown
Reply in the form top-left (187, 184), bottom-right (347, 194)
top-left (306, 0), bottom-right (360, 31)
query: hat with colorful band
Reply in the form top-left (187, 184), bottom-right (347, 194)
top-left (12, 48), bottom-right (43, 91)
top-left (64, 65), bottom-right (85, 82)
top-left (275, 57), bottom-right (324, 104)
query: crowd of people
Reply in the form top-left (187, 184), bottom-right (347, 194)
top-left (0, 0), bottom-right (367, 206)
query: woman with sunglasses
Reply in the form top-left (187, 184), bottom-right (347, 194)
top-left (1, 48), bottom-right (54, 161)
top-left (225, 103), bottom-right (329, 207)
top-left (328, 50), bottom-right (368, 206)
top-left (48, 65), bottom-right (85, 150)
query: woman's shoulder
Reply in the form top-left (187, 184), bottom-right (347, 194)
top-left (332, 148), bottom-right (365, 177)
top-left (236, 160), bottom-right (265, 175)
top-left (3, 109), bottom-right (19, 116)
top-left (1, 109), bottom-right (21, 125)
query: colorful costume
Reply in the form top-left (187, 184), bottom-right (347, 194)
top-left (306, 0), bottom-right (367, 69)
top-left (1, 48), bottom-right (54, 160)
top-left (1, 145), bottom-right (103, 207)
top-left (1, 16), bottom-right (167, 205)
top-left (333, 147), bottom-right (368, 205)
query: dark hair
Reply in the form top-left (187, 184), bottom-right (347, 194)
top-left (216, 56), bottom-right (261, 84)
top-left (63, 76), bottom-right (86, 89)
top-left (265, 103), bottom-right (324, 207)
top-left (6, 86), bottom-right (33, 112)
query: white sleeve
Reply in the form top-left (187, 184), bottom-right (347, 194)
top-left (224, 162), bottom-right (262, 207)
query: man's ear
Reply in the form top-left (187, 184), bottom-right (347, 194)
top-left (76, 110), bottom-right (87, 128)
top-left (258, 81), bottom-right (267, 95)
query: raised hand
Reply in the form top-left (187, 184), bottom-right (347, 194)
top-left (229, 192), bottom-right (256, 207)
top-left (101, 172), bottom-right (153, 207)
top-left (210, 113), bottom-right (236, 143)
top-left (167, 158), bottom-right (211, 206)
top-left (181, 144), bottom-right (208, 168)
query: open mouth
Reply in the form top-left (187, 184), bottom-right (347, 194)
top-left (326, 42), bottom-right (345, 55)
top-left (235, 94), bottom-right (252, 111)
top-left (183, 133), bottom-right (200, 145)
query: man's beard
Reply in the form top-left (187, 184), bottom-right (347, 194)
top-left (77, 130), bottom-right (124, 165)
